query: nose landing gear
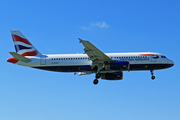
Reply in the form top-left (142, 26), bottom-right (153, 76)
top-left (150, 70), bottom-right (155, 80)
top-left (151, 76), bottom-right (155, 80)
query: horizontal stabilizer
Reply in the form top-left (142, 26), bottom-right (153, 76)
top-left (9, 52), bottom-right (31, 62)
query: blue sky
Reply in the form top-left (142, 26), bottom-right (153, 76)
top-left (1, 0), bottom-right (180, 120)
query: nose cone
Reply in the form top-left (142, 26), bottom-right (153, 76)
top-left (168, 59), bottom-right (174, 67)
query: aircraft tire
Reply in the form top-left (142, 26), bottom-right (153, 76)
top-left (93, 79), bottom-right (99, 85)
top-left (151, 76), bottom-right (155, 80)
top-left (96, 73), bottom-right (101, 79)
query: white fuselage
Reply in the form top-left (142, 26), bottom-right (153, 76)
top-left (15, 52), bottom-right (174, 73)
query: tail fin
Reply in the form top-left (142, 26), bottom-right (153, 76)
top-left (11, 30), bottom-right (41, 56)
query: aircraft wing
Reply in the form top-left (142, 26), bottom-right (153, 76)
top-left (79, 38), bottom-right (112, 69)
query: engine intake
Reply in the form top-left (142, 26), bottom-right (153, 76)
top-left (101, 72), bottom-right (123, 80)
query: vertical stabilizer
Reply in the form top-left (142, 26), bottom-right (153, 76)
top-left (11, 30), bottom-right (41, 56)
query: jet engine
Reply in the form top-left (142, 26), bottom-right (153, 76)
top-left (101, 72), bottom-right (123, 80)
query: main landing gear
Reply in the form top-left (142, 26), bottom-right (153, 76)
top-left (150, 70), bottom-right (155, 80)
top-left (93, 73), bottom-right (101, 85)
top-left (93, 79), bottom-right (98, 85)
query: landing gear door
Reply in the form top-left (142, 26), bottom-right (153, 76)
top-left (41, 56), bottom-right (46, 65)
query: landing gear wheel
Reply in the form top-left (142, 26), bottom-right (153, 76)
top-left (96, 73), bottom-right (101, 79)
top-left (151, 76), bottom-right (155, 80)
top-left (93, 79), bottom-right (99, 85)
top-left (150, 70), bottom-right (155, 80)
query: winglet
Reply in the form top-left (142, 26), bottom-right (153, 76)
top-left (78, 38), bottom-right (85, 43)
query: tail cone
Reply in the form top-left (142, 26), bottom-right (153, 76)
top-left (7, 57), bottom-right (19, 63)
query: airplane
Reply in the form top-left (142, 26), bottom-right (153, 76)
top-left (7, 30), bottom-right (174, 85)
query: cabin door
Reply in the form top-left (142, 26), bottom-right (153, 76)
top-left (41, 56), bottom-right (46, 65)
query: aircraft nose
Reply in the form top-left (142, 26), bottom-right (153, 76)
top-left (168, 59), bottom-right (174, 67)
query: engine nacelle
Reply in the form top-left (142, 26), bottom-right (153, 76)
top-left (105, 61), bottom-right (129, 70)
top-left (101, 72), bottom-right (123, 80)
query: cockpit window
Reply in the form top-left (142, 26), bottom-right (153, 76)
top-left (161, 56), bottom-right (166, 58)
